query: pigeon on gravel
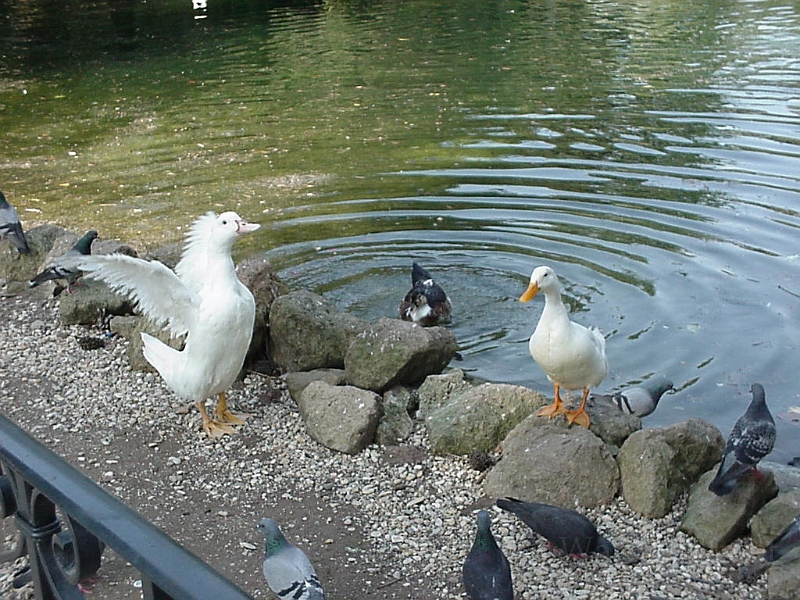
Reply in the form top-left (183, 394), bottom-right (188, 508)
top-left (60, 212), bottom-right (260, 437)
top-left (708, 383), bottom-right (776, 496)
top-left (257, 517), bottom-right (326, 600)
top-left (463, 510), bottom-right (513, 600)
top-left (592, 376), bottom-right (674, 418)
top-left (496, 497), bottom-right (615, 556)
top-left (29, 230), bottom-right (98, 295)
top-left (0, 190), bottom-right (31, 253)
top-left (765, 512), bottom-right (800, 562)
top-left (399, 262), bottom-right (452, 326)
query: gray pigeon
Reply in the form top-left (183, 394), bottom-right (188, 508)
top-left (496, 497), bottom-right (614, 556)
top-left (256, 518), bottom-right (326, 600)
top-left (765, 512), bottom-right (800, 562)
top-left (399, 262), bottom-right (452, 326)
top-left (29, 230), bottom-right (98, 295)
top-left (463, 510), bottom-right (513, 600)
top-left (708, 383), bottom-right (776, 496)
top-left (593, 376), bottom-right (674, 418)
top-left (0, 190), bottom-right (30, 253)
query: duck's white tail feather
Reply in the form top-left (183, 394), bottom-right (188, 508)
top-left (141, 332), bottom-right (182, 385)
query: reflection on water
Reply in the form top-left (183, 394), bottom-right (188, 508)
top-left (1, 0), bottom-right (799, 460)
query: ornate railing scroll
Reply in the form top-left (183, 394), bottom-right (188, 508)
top-left (0, 413), bottom-right (254, 600)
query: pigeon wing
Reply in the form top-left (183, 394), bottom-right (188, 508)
top-left (263, 545), bottom-right (325, 600)
top-left (66, 254), bottom-right (199, 337)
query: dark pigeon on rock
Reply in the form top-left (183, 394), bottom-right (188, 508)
top-left (496, 497), bottom-right (614, 557)
top-left (708, 383), bottom-right (776, 496)
top-left (29, 230), bottom-right (98, 295)
top-left (399, 262), bottom-right (452, 327)
top-left (0, 190), bottom-right (30, 253)
top-left (463, 510), bottom-right (513, 600)
top-left (593, 376), bottom-right (674, 418)
top-left (765, 512), bottom-right (800, 562)
top-left (257, 517), bottom-right (326, 600)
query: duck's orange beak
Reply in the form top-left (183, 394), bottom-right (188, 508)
top-left (519, 282), bottom-right (539, 302)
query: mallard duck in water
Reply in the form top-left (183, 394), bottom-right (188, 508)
top-left (64, 211), bottom-right (260, 437)
top-left (520, 265), bottom-right (608, 428)
top-left (399, 262), bottom-right (452, 327)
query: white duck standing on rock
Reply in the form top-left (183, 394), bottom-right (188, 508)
top-left (520, 265), bottom-right (608, 428)
top-left (64, 211), bottom-right (260, 437)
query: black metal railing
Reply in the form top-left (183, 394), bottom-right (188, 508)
top-left (0, 413), bottom-right (255, 600)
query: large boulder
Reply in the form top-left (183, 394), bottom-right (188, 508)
top-left (284, 369), bottom-right (347, 402)
top-left (376, 386), bottom-right (417, 446)
top-left (345, 318), bottom-right (457, 393)
top-left (1, 224), bottom-right (66, 289)
top-left (768, 546), bottom-right (800, 600)
top-left (235, 256), bottom-right (289, 365)
top-left (268, 290), bottom-right (367, 372)
top-left (416, 369), bottom-right (474, 419)
top-left (617, 419), bottom-right (724, 518)
top-left (681, 468), bottom-right (779, 551)
top-left (425, 383), bottom-right (546, 455)
top-left (584, 396), bottom-right (641, 448)
top-left (750, 492), bottom-right (800, 548)
top-left (58, 279), bottom-right (135, 325)
top-left (484, 421), bottom-right (620, 508)
top-left (297, 380), bottom-right (381, 454)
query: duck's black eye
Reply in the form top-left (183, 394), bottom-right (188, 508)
top-left (221, 220), bottom-right (228, 225)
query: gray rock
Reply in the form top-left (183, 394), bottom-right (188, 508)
top-left (484, 422), bottom-right (620, 508)
top-left (416, 369), bottom-right (474, 419)
top-left (345, 318), bottom-right (457, 393)
top-left (1, 224), bottom-right (66, 289)
top-left (681, 468), bottom-right (779, 551)
top-left (617, 419), bottom-right (725, 518)
top-left (268, 290), bottom-right (367, 372)
top-left (297, 380), bottom-right (381, 454)
top-left (235, 256), bottom-right (289, 363)
top-left (750, 492), bottom-right (800, 548)
top-left (584, 395), bottom-right (642, 447)
top-left (376, 386), bottom-right (417, 445)
top-left (761, 461), bottom-right (800, 494)
top-left (768, 546), bottom-right (800, 600)
top-left (284, 369), bottom-right (347, 402)
top-left (425, 383), bottom-right (545, 456)
top-left (58, 279), bottom-right (135, 325)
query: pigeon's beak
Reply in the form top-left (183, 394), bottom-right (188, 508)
top-left (519, 282), bottom-right (539, 303)
top-left (236, 219), bottom-right (261, 234)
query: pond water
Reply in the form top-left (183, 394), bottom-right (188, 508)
top-left (2, 0), bottom-right (799, 461)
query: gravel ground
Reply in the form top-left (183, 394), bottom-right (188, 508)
top-left (0, 293), bottom-right (770, 600)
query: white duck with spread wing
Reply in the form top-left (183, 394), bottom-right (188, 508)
top-left (66, 211), bottom-right (260, 437)
top-left (520, 265), bottom-right (608, 428)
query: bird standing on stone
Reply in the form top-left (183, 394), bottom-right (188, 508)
top-left (520, 265), bottom-right (608, 428)
top-left (29, 230), bottom-right (98, 295)
top-left (62, 211), bottom-right (260, 437)
top-left (592, 376), bottom-right (674, 418)
top-left (765, 512), bottom-right (800, 562)
top-left (257, 517), bottom-right (326, 600)
top-left (0, 191), bottom-right (30, 253)
top-left (496, 497), bottom-right (615, 557)
top-left (463, 510), bottom-right (513, 600)
top-left (399, 262), bottom-right (452, 326)
top-left (708, 383), bottom-right (776, 496)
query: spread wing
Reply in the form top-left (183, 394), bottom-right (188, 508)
top-left (65, 253), bottom-right (199, 337)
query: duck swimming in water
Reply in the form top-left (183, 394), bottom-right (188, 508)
top-left (399, 262), bottom-right (452, 327)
